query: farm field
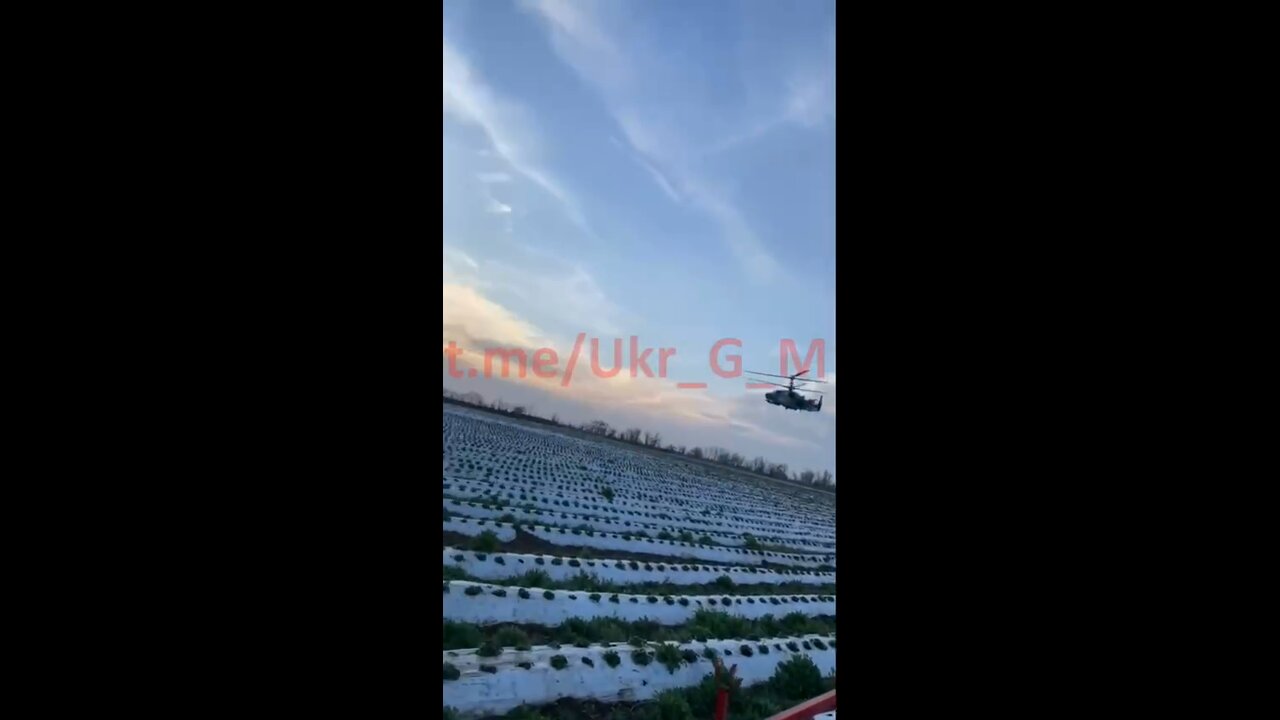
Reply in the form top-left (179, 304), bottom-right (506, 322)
top-left (443, 405), bottom-right (838, 720)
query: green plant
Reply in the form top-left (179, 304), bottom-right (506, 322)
top-left (550, 655), bottom-right (568, 670)
top-left (479, 665), bottom-right (497, 674)
top-left (786, 641), bottom-right (800, 652)
top-left (518, 588), bottom-right (531, 599)
top-left (464, 586), bottom-right (483, 596)
top-left (443, 663), bottom-right (460, 681)
top-left (758, 644), bottom-right (769, 654)
top-left (740, 644), bottom-right (754, 657)
top-left (582, 656), bottom-right (594, 667)
top-left (629, 636), bottom-right (646, 648)
top-left (770, 655), bottom-right (825, 701)
top-left (544, 590), bottom-right (555, 600)
top-left (495, 626), bottom-right (530, 649)
top-left (681, 648), bottom-right (699, 664)
top-left (654, 690), bottom-right (696, 720)
top-left (477, 640), bottom-right (501, 657)
top-left (632, 649), bottom-right (653, 666)
top-left (603, 650), bottom-right (621, 667)
top-left (469, 531), bottom-right (500, 553)
top-left (654, 643), bottom-right (683, 674)
top-left (492, 588), bottom-right (507, 597)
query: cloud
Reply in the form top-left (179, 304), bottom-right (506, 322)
top-left (442, 262), bottom-right (823, 464)
top-left (443, 242), bottom-right (622, 341)
top-left (520, 0), bottom-right (783, 285)
top-left (486, 198), bottom-right (513, 214)
top-left (702, 70), bottom-right (834, 157)
top-left (443, 37), bottom-right (590, 232)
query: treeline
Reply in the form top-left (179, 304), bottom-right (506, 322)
top-left (444, 389), bottom-right (834, 489)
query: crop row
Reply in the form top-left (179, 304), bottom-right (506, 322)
top-left (441, 517), bottom-right (836, 570)
top-left (443, 565), bottom-right (836, 601)
top-left (443, 486), bottom-right (833, 550)
top-left (443, 581), bottom-right (835, 626)
top-left (444, 519), bottom-right (517, 541)
top-left (442, 634), bottom-right (836, 716)
top-left (441, 417), bottom-right (833, 514)
top-left (443, 499), bottom-right (825, 559)
top-left (442, 413), bottom-right (834, 535)
top-left (442, 548), bottom-right (833, 585)
top-left (519, 526), bottom-right (835, 569)
top-left (444, 473), bottom-right (835, 543)
top-left (443, 609), bottom-right (836, 650)
top-left (445, 476), bottom-right (835, 545)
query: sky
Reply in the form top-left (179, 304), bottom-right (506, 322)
top-left (443, 0), bottom-right (837, 479)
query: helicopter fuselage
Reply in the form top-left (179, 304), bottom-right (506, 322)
top-left (766, 389), bottom-right (820, 412)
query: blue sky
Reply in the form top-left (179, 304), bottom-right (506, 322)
top-left (443, 0), bottom-right (836, 479)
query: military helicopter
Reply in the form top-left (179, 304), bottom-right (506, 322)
top-left (746, 369), bottom-right (827, 412)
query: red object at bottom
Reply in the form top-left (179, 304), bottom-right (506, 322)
top-left (761, 690), bottom-right (837, 720)
top-left (714, 690), bottom-right (729, 720)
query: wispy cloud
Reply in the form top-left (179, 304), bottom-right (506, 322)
top-left (704, 66), bottom-right (835, 157)
top-left (520, 0), bottom-right (783, 285)
top-left (442, 37), bottom-right (591, 233)
top-left (444, 242), bottom-right (621, 340)
top-left (477, 172), bottom-right (512, 184)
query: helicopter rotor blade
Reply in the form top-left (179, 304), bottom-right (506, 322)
top-left (744, 370), bottom-right (795, 380)
top-left (749, 381), bottom-right (792, 389)
top-left (746, 369), bottom-right (828, 383)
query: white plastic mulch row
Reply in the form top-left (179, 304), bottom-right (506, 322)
top-left (443, 581), bottom-right (835, 626)
top-left (443, 409), bottom-right (836, 539)
top-left (445, 476), bottom-right (836, 547)
top-left (446, 473), bottom-right (836, 544)
top-left (813, 712), bottom-right (837, 720)
top-left (444, 519), bottom-right (516, 541)
top-left (443, 635), bottom-right (836, 717)
top-left (443, 497), bottom-right (831, 555)
top-left (443, 548), bottom-right (835, 586)
top-left (521, 526), bottom-right (836, 569)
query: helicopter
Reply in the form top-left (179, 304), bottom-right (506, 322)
top-left (746, 369), bottom-right (827, 412)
